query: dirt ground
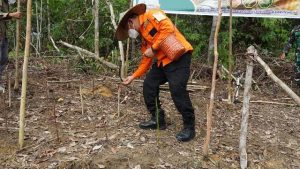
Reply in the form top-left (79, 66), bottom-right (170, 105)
top-left (0, 57), bottom-right (299, 169)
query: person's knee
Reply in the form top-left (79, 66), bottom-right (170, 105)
top-left (143, 78), bottom-right (154, 92)
top-left (170, 83), bottom-right (185, 96)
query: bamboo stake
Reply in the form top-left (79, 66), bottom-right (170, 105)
top-left (203, 0), bottom-right (222, 156)
top-left (14, 0), bottom-right (21, 90)
top-left (239, 55), bottom-right (254, 169)
top-left (19, 0), bottom-right (33, 148)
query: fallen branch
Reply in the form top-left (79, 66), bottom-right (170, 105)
top-left (135, 82), bottom-right (209, 91)
top-left (47, 80), bottom-right (80, 84)
top-left (249, 100), bottom-right (297, 107)
top-left (49, 36), bottom-right (60, 53)
top-left (58, 40), bottom-right (118, 70)
top-left (247, 46), bottom-right (300, 106)
top-left (221, 99), bottom-right (297, 107)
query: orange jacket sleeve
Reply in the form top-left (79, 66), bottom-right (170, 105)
top-left (132, 56), bottom-right (152, 78)
top-left (151, 17), bottom-right (174, 51)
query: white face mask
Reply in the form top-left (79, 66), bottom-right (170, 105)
top-left (128, 29), bottom-right (139, 39)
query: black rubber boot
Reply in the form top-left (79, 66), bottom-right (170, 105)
top-left (139, 110), bottom-right (166, 130)
top-left (139, 118), bottom-right (166, 130)
top-left (176, 125), bottom-right (195, 142)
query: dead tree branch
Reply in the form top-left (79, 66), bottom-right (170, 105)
top-left (247, 46), bottom-right (300, 106)
top-left (58, 40), bottom-right (118, 70)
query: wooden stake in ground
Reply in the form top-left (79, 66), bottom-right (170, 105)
top-left (14, 0), bottom-right (21, 90)
top-left (203, 0), bottom-right (222, 156)
top-left (19, 0), bottom-right (33, 149)
top-left (8, 73), bottom-right (11, 107)
top-left (117, 85), bottom-right (121, 117)
top-left (247, 46), bottom-right (300, 106)
top-left (239, 53), bottom-right (254, 169)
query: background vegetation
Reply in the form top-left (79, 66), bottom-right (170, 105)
top-left (6, 0), bottom-right (299, 70)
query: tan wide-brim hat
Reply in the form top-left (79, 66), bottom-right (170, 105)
top-left (115, 3), bottom-right (146, 41)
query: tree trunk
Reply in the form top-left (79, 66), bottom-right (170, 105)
top-left (94, 0), bottom-right (100, 59)
top-left (14, 0), bottom-right (21, 90)
top-left (207, 16), bottom-right (217, 65)
top-left (227, 0), bottom-right (233, 103)
top-left (239, 57), bottom-right (254, 169)
top-left (203, 0), bottom-right (222, 156)
top-left (106, 0), bottom-right (125, 79)
top-left (47, 0), bottom-right (50, 38)
top-left (39, 0), bottom-right (43, 52)
top-left (35, 1), bottom-right (40, 55)
top-left (125, 0), bottom-right (133, 77)
top-left (46, 0), bottom-right (60, 53)
top-left (19, 0), bottom-right (33, 148)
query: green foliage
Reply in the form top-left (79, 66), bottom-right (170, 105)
top-left (5, 0), bottom-right (298, 70)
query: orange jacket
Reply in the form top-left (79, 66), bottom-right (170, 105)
top-left (132, 9), bottom-right (193, 78)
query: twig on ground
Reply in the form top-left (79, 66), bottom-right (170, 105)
top-left (80, 84), bottom-right (84, 115)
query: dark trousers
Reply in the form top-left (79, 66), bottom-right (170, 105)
top-left (0, 37), bottom-right (8, 78)
top-left (143, 52), bottom-right (195, 127)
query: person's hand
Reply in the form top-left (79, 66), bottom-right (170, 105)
top-left (279, 53), bottom-right (286, 60)
top-left (9, 12), bottom-right (22, 19)
top-left (122, 76), bottom-right (134, 85)
top-left (144, 47), bottom-right (155, 58)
